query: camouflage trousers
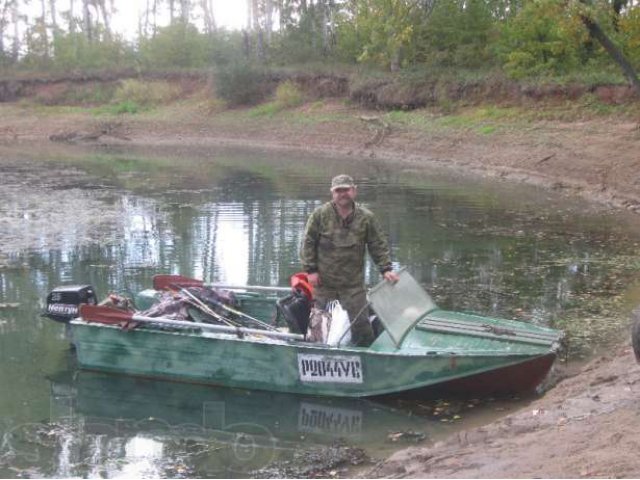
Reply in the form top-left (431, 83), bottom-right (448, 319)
top-left (314, 286), bottom-right (374, 347)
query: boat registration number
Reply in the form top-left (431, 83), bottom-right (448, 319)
top-left (298, 354), bottom-right (363, 384)
top-left (299, 402), bottom-right (362, 434)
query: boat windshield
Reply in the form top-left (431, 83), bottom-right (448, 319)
top-left (368, 268), bottom-right (438, 347)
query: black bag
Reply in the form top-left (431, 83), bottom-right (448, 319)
top-left (276, 291), bottom-right (312, 334)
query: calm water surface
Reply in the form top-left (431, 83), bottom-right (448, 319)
top-left (1, 145), bottom-right (640, 477)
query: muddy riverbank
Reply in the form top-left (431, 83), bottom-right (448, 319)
top-left (1, 99), bottom-right (640, 478)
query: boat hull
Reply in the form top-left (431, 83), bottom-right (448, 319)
top-left (70, 320), bottom-right (556, 398)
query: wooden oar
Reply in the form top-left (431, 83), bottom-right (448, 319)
top-left (416, 321), bottom-right (559, 347)
top-left (79, 305), bottom-right (304, 341)
top-left (153, 274), bottom-right (291, 293)
top-left (177, 286), bottom-right (238, 327)
top-left (420, 314), bottom-right (562, 342)
top-left (194, 292), bottom-right (278, 331)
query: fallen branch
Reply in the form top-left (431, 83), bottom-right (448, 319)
top-left (536, 154), bottom-right (556, 166)
top-left (50, 121), bottom-right (130, 144)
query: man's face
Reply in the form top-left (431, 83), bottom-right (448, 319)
top-left (331, 186), bottom-right (357, 207)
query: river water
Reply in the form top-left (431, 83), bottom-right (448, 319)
top-left (1, 144), bottom-right (639, 477)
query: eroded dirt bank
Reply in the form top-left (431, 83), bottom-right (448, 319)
top-left (1, 100), bottom-right (640, 478)
top-left (368, 345), bottom-right (640, 478)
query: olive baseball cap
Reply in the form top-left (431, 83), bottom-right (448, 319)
top-left (331, 174), bottom-right (355, 191)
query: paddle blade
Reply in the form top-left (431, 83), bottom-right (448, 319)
top-left (79, 304), bottom-right (134, 325)
top-left (153, 274), bottom-right (204, 290)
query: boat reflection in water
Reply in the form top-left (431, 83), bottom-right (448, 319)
top-left (43, 371), bottom-right (444, 477)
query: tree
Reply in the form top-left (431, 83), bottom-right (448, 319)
top-left (96, 0), bottom-right (112, 40)
top-left (11, 0), bottom-right (20, 61)
top-left (579, 9), bottom-right (640, 92)
top-left (337, 0), bottom-right (423, 70)
top-left (497, 0), bottom-right (582, 78)
top-left (180, 0), bottom-right (190, 22)
top-left (68, 0), bottom-right (75, 34)
top-left (417, 0), bottom-right (495, 68)
top-left (39, 0), bottom-right (49, 58)
top-left (202, 0), bottom-right (217, 35)
top-left (49, 0), bottom-right (58, 35)
top-left (0, 0), bottom-right (15, 60)
top-left (83, 0), bottom-right (92, 41)
top-left (138, 21), bottom-right (210, 68)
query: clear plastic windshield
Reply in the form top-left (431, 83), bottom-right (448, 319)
top-left (368, 268), bottom-right (438, 347)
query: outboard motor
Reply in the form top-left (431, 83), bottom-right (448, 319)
top-left (44, 285), bottom-right (98, 323)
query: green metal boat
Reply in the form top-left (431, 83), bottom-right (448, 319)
top-left (59, 269), bottom-right (563, 398)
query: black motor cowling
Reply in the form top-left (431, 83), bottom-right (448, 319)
top-left (44, 285), bottom-right (98, 323)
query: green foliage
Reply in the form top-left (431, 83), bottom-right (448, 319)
top-left (4, 0), bottom-right (640, 89)
top-left (208, 30), bottom-right (248, 66)
top-left (67, 83), bottom-right (117, 104)
top-left (274, 80), bottom-right (304, 108)
top-left (138, 22), bottom-right (211, 69)
top-left (21, 31), bottom-right (135, 71)
top-left (249, 102), bottom-right (281, 117)
top-left (21, 20), bottom-right (51, 69)
top-left (248, 80), bottom-right (305, 117)
top-left (269, 4), bottom-right (341, 64)
top-left (213, 62), bottom-right (271, 106)
top-left (112, 100), bottom-right (139, 114)
top-left (417, 0), bottom-right (496, 68)
top-left (335, 0), bottom-right (423, 69)
top-left (478, 125), bottom-right (497, 135)
top-left (93, 100), bottom-right (140, 115)
top-left (496, 0), bottom-right (585, 78)
top-left (270, 29), bottom-right (325, 64)
top-left (55, 33), bottom-right (135, 70)
top-left (113, 79), bottom-right (179, 107)
top-left (619, 7), bottom-right (640, 66)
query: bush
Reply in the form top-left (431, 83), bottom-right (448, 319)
top-left (113, 79), bottom-right (179, 107)
top-left (213, 62), bottom-right (272, 106)
top-left (274, 80), bottom-right (304, 108)
top-left (112, 100), bottom-right (139, 114)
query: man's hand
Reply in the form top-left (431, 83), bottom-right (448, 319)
top-left (307, 272), bottom-right (320, 287)
top-left (383, 271), bottom-right (400, 284)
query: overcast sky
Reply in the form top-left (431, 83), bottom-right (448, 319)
top-left (113, 0), bottom-right (248, 36)
top-left (18, 0), bottom-right (249, 40)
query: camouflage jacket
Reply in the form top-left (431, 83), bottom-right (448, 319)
top-left (300, 201), bottom-right (393, 289)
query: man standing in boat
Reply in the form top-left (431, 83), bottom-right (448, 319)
top-left (300, 174), bottom-right (399, 346)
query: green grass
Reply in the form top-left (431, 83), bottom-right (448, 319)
top-left (248, 102), bottom-right (282, 117)
top-left (92, 100), bottom-right (141, 115)
top-left (477, 125), bottom-right (497, 135)
top-left (381, 105), bottom-right (536, 136)
top-left (381, 110), bottom-right (435, 131)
